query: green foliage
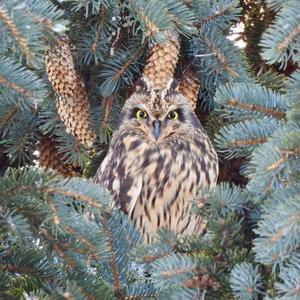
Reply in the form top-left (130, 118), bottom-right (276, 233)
top-left (193, 0), bottom-right (241, 31)
top-left (266, 0), bottom-right (290, 11)
top-left (214, 0), bottom-right (300, 298)
top-left (191, 25), bottom-right (247, 107)
top-left (230, 262), bottom-right (263, 300)
top-left (1, 0), bottom-right (300, 299)
top-left (98, 40), bottom-right (145, 96)
top-left (260, 0), bottom-right (300, 68)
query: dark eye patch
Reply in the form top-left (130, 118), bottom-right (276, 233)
top-left (130, 107), bottom-right (143, 119)
top-left (169, 108), bottom-right (185, 122)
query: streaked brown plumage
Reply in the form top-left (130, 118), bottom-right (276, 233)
top-left (94, 79), bottom-right (218, 243)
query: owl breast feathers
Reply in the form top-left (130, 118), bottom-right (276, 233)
top-left (94, 79), bottom-right (218, 243)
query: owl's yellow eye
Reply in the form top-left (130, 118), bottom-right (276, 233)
top-left (167, 110), bottom-right (179, 120)
top-left (136, 109), bottom-right (148, 119)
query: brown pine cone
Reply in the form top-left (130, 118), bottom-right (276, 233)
top-left (178, 68), bottom-right (200, 110)
top-left (39, 135), bottom-right (81, 177)
top-left (143, 31), bottom-right (180, 90)
top-left (45, 37), bottom-right (95, 147)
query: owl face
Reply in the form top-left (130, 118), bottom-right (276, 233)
top-left (120, 79), bottom-right (199, 144)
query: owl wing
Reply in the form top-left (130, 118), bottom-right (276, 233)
top-left (94, 140), bottom-right (143, 213)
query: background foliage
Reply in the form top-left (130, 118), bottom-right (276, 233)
top-left (0, 0), bottom-right (300, 299)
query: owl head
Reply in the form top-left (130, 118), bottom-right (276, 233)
top-left (119, 78), bottom-right (202, 144)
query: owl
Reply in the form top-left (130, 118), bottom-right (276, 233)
top-left (94, 79), bottom-right (218, 243)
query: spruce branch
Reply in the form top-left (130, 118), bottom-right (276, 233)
top-left (215, 118), bottom-right (281, 159)
top-left (277, 22), bottom-right (300, 52)
top-left (0, 57), bottom-right (47, 102)
top-left (230, 262), bottom-right (263, 300)
top-left (0, 105), bottom-right (18, 133)
top-left (194, 0), bottom-right (241, 30)
top-left (260, 0), bottom-right (300, 68)
top-left (228, 99), bottom-right (286, 119)
top-left (99, 41), bottom-right (144, 96)
top-left (0, 6), bottom-right (31, 62)
top-left (201, 29), bottom-right (239, 78)
top-left (101, 213), bottom-right (122, 300)
top-left (215, 82), bottom-right (288, 120)
top-left (266, 0), bottom-right (290, 11)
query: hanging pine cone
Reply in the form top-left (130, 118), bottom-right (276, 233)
top-left (39, 135), bottom-right (81, 177)
top-left (143, 31), bottom-right (180, 90)
top-left (45, 37), bottom-right (95, 147)
top-left (178, 68), bottom-right (200, 110)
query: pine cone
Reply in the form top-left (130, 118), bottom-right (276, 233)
top-left (39, 135), bottom-right (81, 177)
top-left (178, 68), bottom-right (200, 110)
top-left (45, 37), bottom-right (95, 147)
top-left (143, 31), bottom-right (180, 90)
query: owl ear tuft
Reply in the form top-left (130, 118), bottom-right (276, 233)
top-left (135, 78), bottom-right (149, 93)
top-left (168, 79), bottom-right (179, 92)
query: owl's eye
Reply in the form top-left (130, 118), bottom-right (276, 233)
top-left (167, 110), bottom-right (179, 120)
top-left (136, 109), bottom-right (148, 119)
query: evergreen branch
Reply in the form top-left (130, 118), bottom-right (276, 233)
top-left (266, 146), bottom-right (300, 171)
top-left (40, 229), bottom-right (82, 269)
top-left (101, 213), bottom-right (122, 300)
top-left (133, 239), bottom-right (174, 265)
top-left (245, 123), bottom-right (300, 195)
top-left (215, 118), bottom-right (280, 159)
top-left (131, 0), bottom-right (175, 44)
top-left (199, 183), bottom-right (250, 218)
top-left (0, 105), bottom-right (18, 132)
top-left (191, 26), bottom-right (247, 107)
top-left (230, 262), bottom-right (263, 300)
top-left (54, 129), bottom-right (89, 168)
top-left (46, 195), bottom-right (60, 225)
top-left (198, 7), bottom-right (230, 25)
top-left (143, 252), bottom-right (172, 264)
top-left (77, 26), bottom-right (111, 65)
top-left (61, 225), bottom-right (102, 261)
top-left (215, 82), bottom-right (288, 120)
top-left (25, 0), bottom-right (64, 31)
top-left (254, 190), bottom-right (300, 265)
top-left (44, 187), bottom-right (103, 210)
top-left (275, 255), bottom-right (300, 298)
top-left (101, 97), bottom-right (113, 129)
top-left (260, 1), bottom-right (300, 67)
top-left (5, 113), bottom-right (39, 165)
top-left (69, 0), bottom-right (111, 16)
top-left (161, 266), bottom-right (196, 278)
top-left (194, 0), bottom-right (241, 30)
top-left (0, 6), bottom-right (31, 62)
top-left (0, 76), bottom-right (29, 97)
top-left (228, 99), bottom-right (286, 119)
top-left (150, 254), bottom-right (196, 290)
top-left (163, 0), bottom-right (197, 36)
top-left (0, 209), bottom-right (32, 239)
top-left (256, 69), bottom-right (286, 92)
top-left (99, 40), bottom-right (144, 96)
top-left (266, 0), bottom-right (290, 11)
top-left (0, 249), bottom-right (60, 280)
top-left (0, 57), bottom-right (47, 101)
top-left (277, 22), bottom-right (300, 52)
top-left (201, 31), bottom-right (238, 78)
top-left (230, 138), bottom-right (267, 146)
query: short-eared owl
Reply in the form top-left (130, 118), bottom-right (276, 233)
top-left (94, 79), bottom-right (218, 243)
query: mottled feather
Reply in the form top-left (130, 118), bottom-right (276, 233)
top-left (95, 80), bottom-right (218, 243)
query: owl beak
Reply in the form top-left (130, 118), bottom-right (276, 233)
top-left (152, 120), bottom-right (161, 140)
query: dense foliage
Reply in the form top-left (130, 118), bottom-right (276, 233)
top-left (0, 0), bottom-right (299, 299)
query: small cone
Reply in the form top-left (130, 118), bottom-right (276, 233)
top-left (45, 37), bottom-right (95, 147)
top-left (178, 68), bottom-right (200, 110)
top-left (39, 135), bottom-right (81, 177)
top-left (143, 31), bottom-right (180, 90)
